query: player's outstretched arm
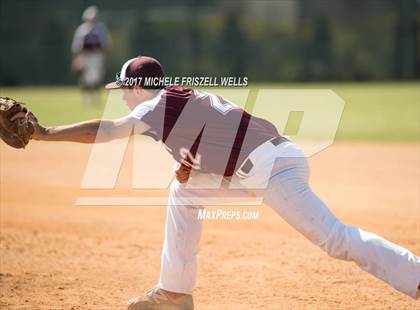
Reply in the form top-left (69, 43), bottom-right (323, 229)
top-left (24, 116), bottom-right (150, 144)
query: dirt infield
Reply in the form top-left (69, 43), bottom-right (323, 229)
top-left (1, 141), bottom-right (419, 309)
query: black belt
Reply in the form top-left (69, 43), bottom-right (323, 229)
top-left (237, 136), bottom-right (284, 174)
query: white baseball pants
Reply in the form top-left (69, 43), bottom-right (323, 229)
top-left (157, 141), bottom-right (420, 299)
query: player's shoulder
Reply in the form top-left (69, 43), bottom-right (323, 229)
top-left (94, 21), bottom-right (109, 32)
top-left (76, 22), bottom-right (90, 32)
top-left (132, 89), bottom-right (165, 115)
top-left (163, 86), bottom-right (194, 98)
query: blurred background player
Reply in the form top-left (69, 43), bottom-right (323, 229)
top-left (71, 6), bottom-right (112, 105)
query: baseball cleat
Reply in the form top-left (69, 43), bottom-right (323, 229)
top-left (127, 286), bottom-right (194, 310)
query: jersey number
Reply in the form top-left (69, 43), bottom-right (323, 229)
top-left (180, 147), bottom-right (202, 170)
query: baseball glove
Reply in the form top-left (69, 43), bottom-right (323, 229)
top-left (0, 96), bottom-right (36, 149)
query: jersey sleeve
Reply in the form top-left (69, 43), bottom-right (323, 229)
top-left (128, 90), bottom-right (165, 134)
top-left (129, 103), bottom-right (154, 122)
top-left (71, 25), bottom-right (84, 54)
top-left (97, 22), bottom-right (112, 48)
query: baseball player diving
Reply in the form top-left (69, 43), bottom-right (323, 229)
top-left (1, 56), bottom-right (419, 309)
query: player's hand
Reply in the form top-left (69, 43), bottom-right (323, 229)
top-left (71, 56), bottom-right (82, 73)
top-left (30, 122), bottom-right (47, 140)
top-left (10, 111), bottom-right (45, 140)
top-left (175, 163), bottom-right (192, 184)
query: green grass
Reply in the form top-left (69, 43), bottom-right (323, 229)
top-left (1, 82), bottom-right (419, 141)
top-left (335, 83), bottom-right (419, 141)
top-left (0, 87), bottom-right (110, 125)
top-left (246, 82), bottom-right (419, 141)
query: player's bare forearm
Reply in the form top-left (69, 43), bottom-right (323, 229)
top-left (33, 119), bottom-right (117, 143)
top-left (32, 116), bottom-right (149, 143)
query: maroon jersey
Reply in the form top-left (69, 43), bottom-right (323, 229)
top-left (83, 32), bottom-right (102, 50)
top-left (130, 86), bottom-right (281, 176)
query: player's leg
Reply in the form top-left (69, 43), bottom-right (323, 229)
top-left (77, 53), bottom-right (94, 105)
top-left (157, 180), bottom-right (205, 294)
top-left (81, 52), bottom-right (103, 105)
top-left (128, 172), bottom-right (254, 309)
top-left (260, 143), bottom-right (420, 299)
top-left (127, 180), bottom-right (202, 309)
top-left (90, 52), bottom-right (105, 105)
